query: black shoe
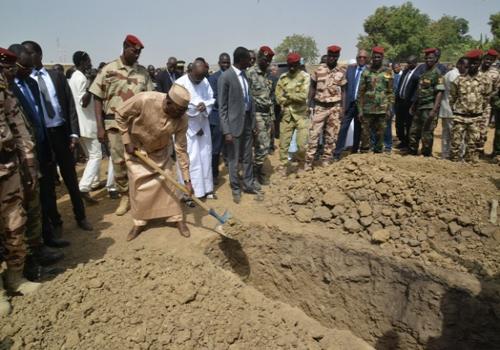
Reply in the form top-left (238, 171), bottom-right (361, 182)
top-left (24, 255), bottom-right (64, 281)
top-left (81, 191), bottom-right (99, 205)
top-left (232, 192), bottom-right (241, 204)
top-left (243, 187), bottom-right (261, 195)
top-left (45, 238), bottom-right (71, 248)
top-left (35, 246), bottom-right (64, 266)
top-left (332, 155), bottom-right (341, 162)
top-left (77, 218), bottom-right (93, 231)
top-left (108, 190), bottom-right (120, 199)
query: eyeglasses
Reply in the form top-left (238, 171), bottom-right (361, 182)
top-left (357, 56), bottom-right (368, 59)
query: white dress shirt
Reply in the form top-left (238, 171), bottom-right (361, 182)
top-left (31, 67), bottom-right (65, 128)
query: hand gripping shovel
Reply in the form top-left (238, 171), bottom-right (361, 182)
top-left (134, 150), bottom-right (231, 237)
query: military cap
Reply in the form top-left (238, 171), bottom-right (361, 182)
top-left (486, 49), bottom-right (498, 57)
top-left (176, 60), bottom-right (186, 68)
top-left (0, 48), bottom-right (17, 65)
top-left (287, 52), bottom-right (301, 64)
top-left (372, 46), bottom-right (384, 54)
top-left (465, 49), bottom-right (483, 59)
top-left (327, 45), bottom-right (341, 54)
top-left (259, 46), bottom-right (275, 58)
top-left (423, 48), bottom-right (437, 55)
top-left (168, 83), bottom-right (190, 108)
top-left (124, 34), bottom-right (144, 49)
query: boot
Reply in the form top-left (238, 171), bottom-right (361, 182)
top-left (255, 165), bottom-right (269, 185)
top-left (115, 194), bottom-right (130, 216)
top-left (0, 277), bottom-right (11, 316)
top-left (5, 268), bottom-right (41, 295)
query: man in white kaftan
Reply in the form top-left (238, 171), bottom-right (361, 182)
top-left (175, 59), bottom-right (215, 198)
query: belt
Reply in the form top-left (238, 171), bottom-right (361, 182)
top-left (314, 100), bottom-right (339, 107)
top-left (454, 112), bottom-right (482, 117)
top-left (104, 114), bottom-right (115, 120)
top-left (0, 150), bottom-right (15, 164)
top-left (255, 105), bottom-right (271, 113)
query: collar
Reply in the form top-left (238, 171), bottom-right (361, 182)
top-left (33, 67), bottom-right (48, 76)
top-left (232, 65), bottom-right (242, 76)
top-left (118, 56), bottom-right (135, 71)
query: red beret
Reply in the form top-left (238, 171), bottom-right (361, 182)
top-left (423, 48), bottom-right (437, 55)
top-left (259, 46), bottom-right (275, 58)
top-left (372, 46), bottom-right (384, 54)
top-left (486, 49), bottom-right (498, 57)
top-left (327, 45), bottom-right (341, 54)
top-left (124, 34), bottom-right (144, 49)
top-left (0, 48), bottom-right (17, 65)
top-left (287, 52), bottom-right (301, 65)
top-left (465, 49), bottom-right (483, 59)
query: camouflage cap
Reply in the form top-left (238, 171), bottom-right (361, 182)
top-left (168, 83), bottom-right (190, 107)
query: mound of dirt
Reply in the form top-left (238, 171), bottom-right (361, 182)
top-left (1, 248), bottom-right (371, 350)
top-left (268, 154), bottom-right (500, 276)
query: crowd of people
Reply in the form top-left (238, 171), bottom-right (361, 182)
top-left (0, 34), bottom-right (498, 315)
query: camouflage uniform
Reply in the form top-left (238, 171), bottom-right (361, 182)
top-left (409, 66), bottom-right (444, 156)
top-left (275, 70), bottom-right (310, 165)
top-left (449, 71), bottom-right (493, 162)
top-left (0, 75), bottom-right (28, 271)
top-left (477, 67), bottom-right (500, 154)
top-left (306, 64), bottom-right (346, 165)
top-left (358, 66), bottom-right (394, 153)
top-left (246, 65), bottom-right (274, 167)
top-left (88, 58), bottom-right (153, 194)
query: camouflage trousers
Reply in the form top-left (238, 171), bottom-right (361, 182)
top-left (0, 160), bottom-right (27, 270)
top-left (108, 129), bottom-right (129, 194)
top-left (409, 109), bottom-right (437, 156)
top-left (279, 109), bottom-right (309, 164)
top-left (450, 115), bottom-right (481, 162)
top-left (254, 112), bottom-right (272, 167)
top-left (476, 105), bottom-right (491, 153)
top-left (305, 103), bottom-right (341, 164)
top-left (360, 114), bottom-right (386, 153)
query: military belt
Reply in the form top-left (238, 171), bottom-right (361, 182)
top-left (0, 149), bottom-right (15, 164)
top-left (454, 112), bottom-right (482, 118)
top-left (314, 100), bottom-right (339, 107)
top-left (104, 114), bottom-right (115, 120)
top-left (255, 105), bottom-right (271, 113)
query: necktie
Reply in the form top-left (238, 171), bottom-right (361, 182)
top-left (241, 72), bottom-right (249, 105)
top-left (354, 67), bottom-right (363, 100)
top-left (399, 70), bottom-right (412, 99)
top-left (36, 71), bottom-right (56, 118)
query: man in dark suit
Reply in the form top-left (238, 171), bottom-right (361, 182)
top-left (4, 44), bottom-right (65, 280)
top-left (394, 55), bottom-right (419, 149)
top-left (156, 56), bottom-right (178, 93)
top-left (333, 50), bottom-right (368, 159)
top-left (22, 40), bottom-right (92, 234)
top-left (208, 52), bottom-right (231, 185)
top-left (218, 47), bottom-right (260, 204)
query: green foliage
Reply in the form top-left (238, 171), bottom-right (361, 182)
top-left (274, 34), bottom-right (319, 64)
top-left (358, 2), bottom-right (484, 62)
top-left (489, 12), bottom-right (500, 51)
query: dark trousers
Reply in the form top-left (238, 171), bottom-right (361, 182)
top-left (334, 102), bottom-right (361, 156)
top-left (395, 99), bottom-right (413, 147)
top-left (224, 113), bottom-right (254, 194)
top-left (39, 160), bottom-right (62, 241)
top-left (47, 125), bottom-right (85, 222)
top-left (210, 123), bottom-right (223, 180)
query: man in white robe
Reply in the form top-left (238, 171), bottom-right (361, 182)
top-left (175, 59), bottom-right (215, 198)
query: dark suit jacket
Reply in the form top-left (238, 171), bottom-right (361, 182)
top-left (346, 64), bottom-right (366, 107)
top-left (218, 67), bottom-right (255, 138)
top-left (208, 70), bottom-right (223, 126)
top-left (46, 69), bottom-right (79, 136)
top-left (10, 77), bottom-right (53, 164)
top-left (156, 70), bottom-right (177, 93)
top-left (396, 67), bottom-right (421, 103)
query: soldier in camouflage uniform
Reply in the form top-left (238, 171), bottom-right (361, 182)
top-left (0, 48), bottom-right (41, 316)
top-left (89, 35), bottom-right (153, 216)
top-left (275, 53), bottom-right (310, 175)
top-left (305, 45), bottom-right (346, 170)
top-left (449, 49), bottom-right (493, 162)
top-left (247, 46), bottom-right (275, 185)
top-left (479, 49), bottom-right (500, 157)
top-left (358, 47), bottom-right (394, 153)
top-left (408, 48), bottom-right (445, 156)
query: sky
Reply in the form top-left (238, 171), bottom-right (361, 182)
top-left (0, 0), bottom-right (498, 67)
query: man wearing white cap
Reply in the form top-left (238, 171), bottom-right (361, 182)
top-left (115, 84), bottom-right (193, 241)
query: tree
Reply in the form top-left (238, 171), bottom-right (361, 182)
top-left (357, 2), bottom-right (480, 62)
top-left (489, 12), bottom-right (500, 51)
top-left (274, 34), bottom-right (319, 64)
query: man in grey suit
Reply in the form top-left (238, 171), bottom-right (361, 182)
top-left (218, 47), bottom-right (261, 204)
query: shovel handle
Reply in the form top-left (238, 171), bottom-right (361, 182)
top-left (133, 150), bottom-right (211, 212)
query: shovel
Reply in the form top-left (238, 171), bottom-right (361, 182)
top-left (134, 150), bottom-right (231, 236)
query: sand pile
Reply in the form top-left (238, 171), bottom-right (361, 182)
top-left (268, 154), bottom-right (500, 276)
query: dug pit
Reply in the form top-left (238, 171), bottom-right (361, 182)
top-left (205, 222), bottom-right (500, 350)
